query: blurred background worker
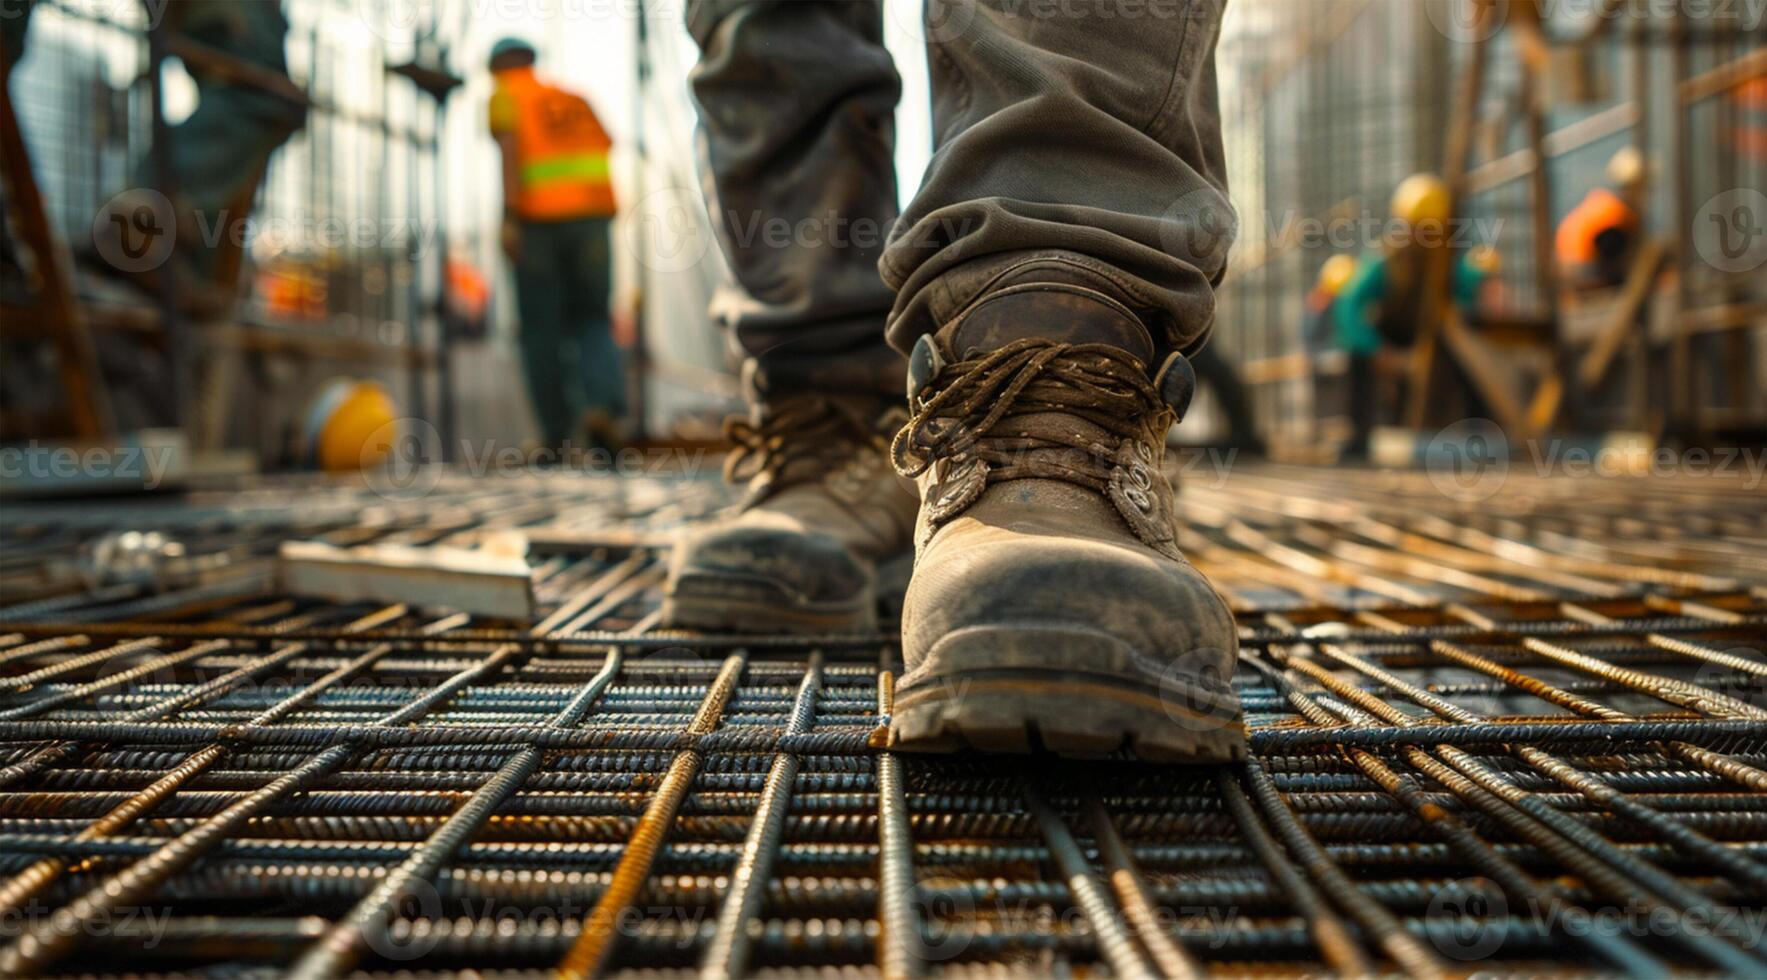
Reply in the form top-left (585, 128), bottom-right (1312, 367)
top-left (1556, 147), bottom-right (1646, 291)
top-left (1334, 174), bottom-right (1499, 456)
top-left (488, 37), bottom-right (622, 452)
top-left (1304, 254), bottom-right (1357, 448)
top-left (1190, 343), bottom-right (1265, 454)
top-left (1305, 255), bottom-right (1358, 355)
top-left (8, 0), bottom-right (306, 315)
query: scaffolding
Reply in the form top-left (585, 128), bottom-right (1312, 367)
top-left (1, 0), bottom-right (466, 460)
top-left (1213, 0), bottom-right (1766, 453)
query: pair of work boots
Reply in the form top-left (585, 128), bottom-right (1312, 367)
top-left (663, 263), bottom-right (1245, 761)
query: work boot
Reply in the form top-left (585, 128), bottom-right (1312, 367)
top-left (662, 387), bottom-right (919, 633)
top-left (889, 262), bottom-right (1246, 761)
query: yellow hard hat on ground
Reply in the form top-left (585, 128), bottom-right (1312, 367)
top-left (1317, 254), bottom-right (1357, 294)
top-left (1391, 173), bottom-right (1452, 226)
top-left (302, 379), bottom-right (398, 472)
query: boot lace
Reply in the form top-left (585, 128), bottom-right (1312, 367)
top-left (724, 395), bottom-right (887, 494)
top-left (890, 338), bottom-right (1172, 491)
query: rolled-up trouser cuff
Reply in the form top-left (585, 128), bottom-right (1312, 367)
top-left (879, 0), bottom-right (1233, 356)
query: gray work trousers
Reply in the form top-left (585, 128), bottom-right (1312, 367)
top-left (686, 0), bottom-right (1232, 397)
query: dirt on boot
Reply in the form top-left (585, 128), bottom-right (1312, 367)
top-left (889, 263), bottom-right (1246, 762)
top-left (662, 393), bottom-right (919, 633)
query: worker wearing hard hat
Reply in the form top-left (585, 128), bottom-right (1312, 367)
top-left (488, 38), bottom-right (623, 451)
top-left (1304, 255), bottom-right (1357, 447)
top-left (1556, 147), bottom-right (1646, 290)
top-left (1334, 174), bottom-right (1500, 455)
top-left (1305, 255), bottom-right (1358, 354)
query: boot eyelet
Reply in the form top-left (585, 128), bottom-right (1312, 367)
top-left (1135, 442), bottom-right (1153, 464)
top-left (1126, 487), bottom-right (1151, 511)
top-left (1129, 463), bottom-right (1153, 491)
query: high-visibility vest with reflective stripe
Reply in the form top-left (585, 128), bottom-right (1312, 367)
top-left (492, 68), bottom-right (616, 221)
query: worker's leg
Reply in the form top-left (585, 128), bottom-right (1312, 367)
top-left (1190, 342), bottom-right (1264, 453)
top-left (665, 0), bottom-right (917, 633)
top-left (515, 221), bottom-right (575, 449)
top-left (117, 0), bottom-right (304, 302)
top-left (161, 0), bottom-right (306, 215)
top-left (685, 0), bottom-right (904, 394)
top-left (886, 1), bottom-right (1243, 760)
top-left (880, 0), bottom-right (1232, 355)
top-left (1346, 351), bottom-right (1375, 459)
top-left (564, 217), bottom-right (625, 437)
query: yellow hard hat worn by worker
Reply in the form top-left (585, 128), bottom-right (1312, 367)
top-left (1607, 146), bottom-right (1645, 190)
top-left (1467, 244), bottom-right (1502, 275)
top-left (302, 379), bottom-right (398, 472)
top-left (1317, 254), bottom-right (1357, 295)
top-left (1391, 173), bottom-right (1452, 227)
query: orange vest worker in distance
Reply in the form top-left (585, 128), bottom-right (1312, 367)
top-left (488, 38), bottom-right (625, 452)
top-left (1556, 148), bottom-right (1645, 290)
top-left (489, 56), bottom-right (616, 221)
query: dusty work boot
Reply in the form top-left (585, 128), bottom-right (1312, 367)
top-left (888, 265), bottom-right (1246, 762)
top-left (662, 389), bottom-right (919, 633)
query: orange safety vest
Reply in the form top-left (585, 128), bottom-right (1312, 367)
top-left (490, 67), bottom-right (616, 221)
top-left (1555, 187), bottom-right (1637, 267)
top-left (1735, 77), bottom-right (1767, 160)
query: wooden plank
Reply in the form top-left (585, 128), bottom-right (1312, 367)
top-left (1438, 308), bottom-right (1530, 437)
top-left (0, 47), bottom-right (111, 439)
top-left (276, 541), bottom-right (535, 621)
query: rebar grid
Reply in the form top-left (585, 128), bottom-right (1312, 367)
top-left (0, 466), bottom-right (1763, 977)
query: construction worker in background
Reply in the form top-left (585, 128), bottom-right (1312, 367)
top-left (1736, 76), bottom-right (1767, 160)
top-left (1304, 255), bottom-right (1356, 445)
top-left (1556, 147), bottom-right (1646, 290)
top-left (662, 0), bottom-right (1245, 762)
top-left (488, 38), bottom-right (623, 453)
top-left (1188, 342), bottom-right (1264, 455)
top-left (1335, 174), bottom-right (1498, 456)
top-left (8, 0), bottom-right (305, 315)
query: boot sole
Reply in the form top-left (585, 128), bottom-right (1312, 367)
top-left (891, 627), bottom-right (1247, 763)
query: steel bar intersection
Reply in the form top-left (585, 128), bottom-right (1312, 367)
top-left (0, 466), bottom-right (1763, 976)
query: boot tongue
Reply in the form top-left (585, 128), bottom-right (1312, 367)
top-left (941, 279), bottom-right (1155, 366)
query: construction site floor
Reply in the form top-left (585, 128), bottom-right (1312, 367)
top-left (1, 462), bottom-right (1764, 976)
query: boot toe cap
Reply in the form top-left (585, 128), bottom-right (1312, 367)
top-left (903, 532), bottom-right (1238, 678)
